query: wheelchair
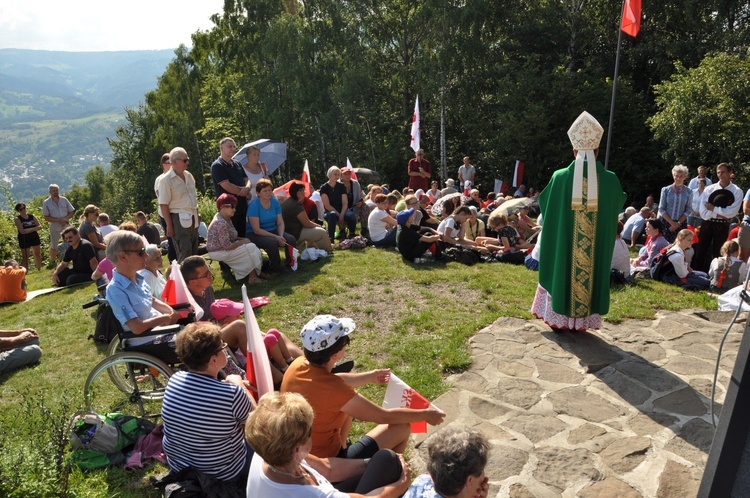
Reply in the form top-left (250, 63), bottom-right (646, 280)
top-left (82, 296), bottom-right (193, 419)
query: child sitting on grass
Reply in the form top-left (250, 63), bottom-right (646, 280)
top-left (709, 240), bottom-right (747, 294)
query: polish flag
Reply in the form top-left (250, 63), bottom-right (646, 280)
top-left (494, 179), bottom-right (508, 195)
top-left (161, 259), bottom-right (203, 320)
top-left (346, 158), bottom-right (358, 180)
top-left (410, 96), bottom-right (420, 153)
top-left (512, 160), bottom-right (525, 187)
top-left (242, 284), bottom-right (274, 401)
top-left (382, 372), bottom-right (438, 433)
top-left (621, 0), bottom-right (642, 38)
top-left (300, 160), bottom-right (313, 197)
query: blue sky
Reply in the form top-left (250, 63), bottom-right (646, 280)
top-left (0, 0), bottom-right (224, 51)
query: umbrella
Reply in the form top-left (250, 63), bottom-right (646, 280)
top-left (431, 192), bottom-right (465, 217)
top-left (233, 139), bottom-right (288, 175)
top-left (490, 197), bottom-right (532, 217)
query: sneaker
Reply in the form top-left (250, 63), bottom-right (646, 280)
top-left (415, 258), bottom-right (428, 264)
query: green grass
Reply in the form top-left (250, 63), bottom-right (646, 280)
top-left (0, 248), bottom-right (716, 497)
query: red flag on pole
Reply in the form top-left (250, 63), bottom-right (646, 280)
top-left (621, 0), bottom-right (642, 37)
top-left (512, 160), bottom-right (525, 187)
top-left (410, 96), bottom-right (420, 152)
top-left (382, 372), bottom-right (440, 433)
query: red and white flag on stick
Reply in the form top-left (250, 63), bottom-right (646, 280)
top-left (494, 179), bottom-right (508, 195)
top-left (382, 372), bottom-right (441, 433)
top-left (161, 259), bottom-right (203, 320)
top-left (621, 0), bottom-right (642, 38)
top-left (242, 284), bottom-right (274, 401)
top-left (512, 160), bottom-right (525, 187)
top-left (410, 95), bottom-right (420, 153)
top-left (300, 159), bottom-right (313, 197)
top-left (346, 158), bottom-right (358, 181)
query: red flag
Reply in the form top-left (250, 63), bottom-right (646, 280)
top-left (346, 158), bottom-right (358, 181)
top-left (512, 160), bottom-right (524, 187)
top-left (621, 0), bottom-right (641, 37)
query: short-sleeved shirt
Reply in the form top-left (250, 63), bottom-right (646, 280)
top-left (157, 168), bottom-right (198, 216)
top-left (280, 358), bottom-right (357, 458)
top-left (162, 370), bottom-right (252, 481)
top-left (319, 182), bottom-right (347, 213)
top-left (42, 196), bottom-right (74, 223)
top-left (211, 157), bottom-right (247, 198)
top-left (246, 197), bottom-right (282, 235)
top-left (368, 208), bottom-right (392, 242)
top-left (95, 258), bottom-right (115, 280)
top-left (190, 286), bottom-right (215, 321)
top-left (106, 271), bottom-right (161, 331)
top-left (402, 474), bottom-right (441, 498)
top-left (63, 240), bottom-right (97, 273)
top-left (622, 214), bottom-right (647, 242)
top-left (437, 217), bottom-right (459, 239)
top-left (281, 197), bottom-right (305, 240)
top-left (79, 220), bottom-right (104, 247)
top-left (496, 226), bottom-right (519, 248)
top-left (138, 222), bottom-right (161, 246)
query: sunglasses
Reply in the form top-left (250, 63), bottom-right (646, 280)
top-left (123, 247), bottom-right (147, 257)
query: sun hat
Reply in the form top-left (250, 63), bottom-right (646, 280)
top-left (301, 315), bottom-right (356, 352)
top-left (210, 298), bottom-right (244, 321)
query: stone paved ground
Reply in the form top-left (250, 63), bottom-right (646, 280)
top-left (411, 310), bottom-right (746, 498)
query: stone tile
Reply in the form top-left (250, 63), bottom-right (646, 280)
top-left (533, 447), bottom-right (600, 492)
top-left (531, 342), bottom-right (572, 359)
top-left (551, 332), bottom-right (625, 373)
top-left (657, 460), bottom-right (702, 498)
top-left (470, 332), bottom-right (496, 346)
top-left (620, 342), bottom-right (667, 363)
top-left (599, 436), bottom-right (652, 473)
top-left (472, 353), bottom-right (494, 371)
top-left (591, 368), bottom-right (652, 406)
top-left (614, 360), bottom-right (681, 392)
top-left (652, 318), bottom-right (699, 340)
top-left (492, 340), bottom-right (528, 360)
top-left (547, 386), bottom-right (628, 422)
top-left (568, 423), bottom-right (607, 444)
top-left (495, 360), bottom-right (535, 378)
top-left (486, 445), bottom-right (529, 481)
top-left (453, 371), bottom-right (488, 393)
top-left (534, 359), bottom-right (584, 384)
top-left (652, 388), bottom-right (707, 417)
top-left (689, 378), bottom-right (719, 399)
top-left (664, 418), bottom-right (714, 466)
top-left (627, 412), bottom-right (678, 436)
top-left (578, 477), bottom-right (643, 498)
top-left (469, 395), bottom-right (511, 420)
top-left (664, 356), bottom-right (715, 376)
top-left (490, 378), bottom-right (544, 410)
top-left (502, 414), bottom-right (567, 444)
top-left (508, 483), bottom-right (536, 498)
top-left (474, 421), bottom-right (517, 443)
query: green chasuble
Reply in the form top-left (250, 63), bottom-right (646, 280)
top-left (538, 160), bottom-right (625, 318)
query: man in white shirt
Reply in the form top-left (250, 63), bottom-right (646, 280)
top-left (42, 184), bottom-right (75, 262)
top-left (158, 147), bottom-right (199, 262)
top-left (457, 157), bottom-right (476, 189)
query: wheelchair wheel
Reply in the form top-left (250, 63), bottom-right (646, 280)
top-left (106, 336), bottom-right (122, 356)
top-left (84, 352), bottom-right (174, 419)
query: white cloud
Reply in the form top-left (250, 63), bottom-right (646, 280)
top-left (0, 0), bottom-right (224, 51)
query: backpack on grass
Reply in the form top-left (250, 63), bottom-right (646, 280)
top-left (650, 248), bottom-right (678, 281)
top-left (67, 411), bottom-right (156, 470)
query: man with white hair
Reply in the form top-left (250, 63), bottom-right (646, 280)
top-left (158, 147), bottom-right (199, 262)
top-left (42, 184), bottom-right (75, 262)
top-left (531, 111), bottom-right (625, 332)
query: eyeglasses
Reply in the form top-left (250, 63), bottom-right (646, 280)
top-left (222, 204), bottom-right (236, 210)
top-left (193, 269), bottom-right (214, 280)
top-left (175, 158), bottom-right (190, 163)
top-left (214, 341), bottom-right (229, 356)
top-left (124, 247), bottom-right (147, 257)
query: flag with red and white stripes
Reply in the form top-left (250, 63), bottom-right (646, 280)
top-left (512, 160), bottom-right (525, 187)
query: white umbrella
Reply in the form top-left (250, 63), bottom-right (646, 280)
top-left (491, 197), bottom-right (532, 217)
top-left (431, 192), bottom-right (466, 217)
top-left (233, 139), bottom-right (288, 175)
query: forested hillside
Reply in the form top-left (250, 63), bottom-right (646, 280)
top-left (70, 1), bottom-right (750, 218)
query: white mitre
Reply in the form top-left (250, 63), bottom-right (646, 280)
top-left (567, 111), bottom-right (603, 211)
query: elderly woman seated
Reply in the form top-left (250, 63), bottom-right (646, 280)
top-left (207, 193), bottom-right (269, 284)
top-left (162, 322), bottom-right (255, 492)
top-left (402, 426), bottom-right (490, 498)
top-left (245, 392), bottom-right (410, 497)
top-left (136, 244), bottom-right (167, 298)
top-left (281, 181), bottom-right (333, 253)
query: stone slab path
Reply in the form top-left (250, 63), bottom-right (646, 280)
top-left (411, 310), bottom-right (747, 498)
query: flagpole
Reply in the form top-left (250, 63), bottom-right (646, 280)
top-left (604, 1), bottom-right (626, 171)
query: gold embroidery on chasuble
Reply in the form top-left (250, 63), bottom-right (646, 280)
top-left (569, 177), bottom-right (597, 317)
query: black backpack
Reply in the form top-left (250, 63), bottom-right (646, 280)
top-left (88, 299), bottom-right (123, 344)
top-left (650, 248), bottom-right (678, 281)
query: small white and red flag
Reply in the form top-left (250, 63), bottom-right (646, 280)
top-left (242, 284), bottom-right (274, 401)
top-left (346, 158), bottom-right (358, 181)
top-left (494, 179), bottom-right (508, 195)
top-left (512, 160), bottom-right (525, 187)
top-left (382, 372), bottom-right (438, 433)
top-left (161, 259), bottom-right (203, 320)
top-left (410, 95), bottom-right (420, 153)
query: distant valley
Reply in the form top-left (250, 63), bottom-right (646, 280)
top-left (0, 48), bottom-right (175, 207)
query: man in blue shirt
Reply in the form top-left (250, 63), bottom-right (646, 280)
top-left (621, 207), bottom-right (652, 247)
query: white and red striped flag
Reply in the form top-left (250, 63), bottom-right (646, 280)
top-left (382, 372), bottom-right (439, 433)
top-left (300, 160), bottom-right (313, 197)
top-left (161, 259), bottom-right (203, 320)
top-left (346, 158), bottom-right (358, 181)
top-left (410, 96), bottom-right (420, 152)
top-left (494, 179), bottom-right (507, 195)
top-left (512, 160), bottom-right (525, 187)
top-left (242, 284), bottom-right (274, 401)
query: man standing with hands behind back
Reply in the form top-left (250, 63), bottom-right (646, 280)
top-left (210, 138), bottom-right (251, 236)
top-left (407, 149), bottom-right (431, 192)
top-left (158, 147), bottom-right (199, 262)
